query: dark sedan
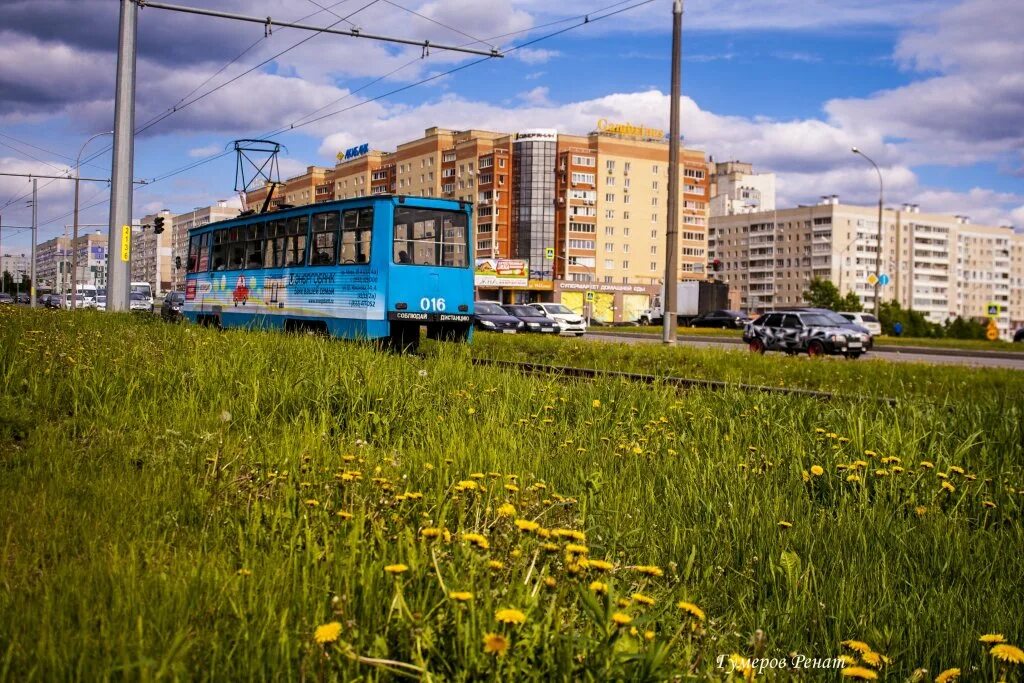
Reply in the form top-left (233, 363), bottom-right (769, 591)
top-left (501, 304), bottom-right (559, 334)
top-left (743, 311), bottom-right (870, 358)
top-left (1014, 328), bottom-right (1024, 343)
top-left (688, 309), bottom-right (751, 329)
top-left (0, 293), bottom-right (13, 305)
top-left (473, 301), bottom-right (523, 333)
top-left (161, 291), bottom-right (186, 322)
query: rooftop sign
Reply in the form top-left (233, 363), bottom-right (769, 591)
top-left (337, 143), bottom-right (370, 161)
top-left (596, 118), bottom-right (665, 140)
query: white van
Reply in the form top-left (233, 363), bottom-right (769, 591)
top-left (130, 282), bottom-right (154, 311)
top-left (839, 312), bottom-right (882, 337)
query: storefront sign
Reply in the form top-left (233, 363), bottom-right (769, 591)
top-left (514, 129), bottom-right (557, 142)
top-left (559, 281), bottom-right (651, 294)
top-left (475, 259), bottom-right (529, 288)
top-left (596, 118), bottom-right (665, 140)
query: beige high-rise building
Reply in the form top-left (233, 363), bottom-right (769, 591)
top-left (709, 199), bottom-right (1024, 338)
top-left (34, 232), bottom-right (108, 293)
top-left (132, 210), bottom-right (174, 294)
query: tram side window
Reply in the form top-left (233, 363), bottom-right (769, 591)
top-left (264, 220), bottom-right (286, 269)
top-left (340, 207), bottom-right (373, 264)
top-left (187, 235), bottom-right (199, 273)
top-left (196, 232), bottom-right (210, 271)
top-left (310, 211), bottom-right (339, 266)
top-left (245, 223), bottom-right (264, 269)
top-left (227, 226), bottom-right (246, 270)
top-left (284, 216), bottom-right (309, 267)
top-left (211, 229), bottom-right (228, 271)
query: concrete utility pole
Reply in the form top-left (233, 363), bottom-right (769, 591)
top-left (73, 131), bottom-right (113, 309)
top-left (30, 179), bottom-right (37, 308)
top-left (662, 0), bottom-right (683, 345)
top-left (107, 0), bottom-right (138, 312)
top-left (851, 147), bottom-right (883, 318)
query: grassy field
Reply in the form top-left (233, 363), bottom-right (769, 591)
top-left (1, 309), bottom-right (1023, 681)
top-left (591, 325), bottom-right (1024, 354)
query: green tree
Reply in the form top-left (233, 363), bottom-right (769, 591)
top-left (878, 300), bottom-right (942, 337)
top-left (839, 291), bottom-right (862, 313)
top-left (802, 277), bottom-right (843, 310)
top-left (944, 316), bottom-right (987, 340)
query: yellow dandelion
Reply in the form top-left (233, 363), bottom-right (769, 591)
top-left (982, 501), bottom-right (997, 509)
top-left (384, 564), bottom-right (408, 575)
top-left (801, 470), bottom-right (810, 482)
top-left (861, 650), bottom-right (883, 668)
top-left (853, 460), bottom-right (868, 469)
top-left (505, 483), bottom-right (520, 493)
top-left (304, 499), bottom-right (319, 507)
top-left (462, 533), bottom-right (490, 550)
top-left (847, 474), bottom-right (861, 483)
top-left (449, 591), bottom-right (473, 601)
top-left (937, 472), bottom-right (949, 480)
top-left (592, 399), bottom-right (601, 408)
top-left (552, 528), bottom-right (586, 542)
top-left (589, 581), bottom-right (608, 594)
top-left (541, 542), bottom-right (559, 552)
top-left (612, 612), bottom-right (632, 626)
top-left (811, 465), bottom-right (825, 476)
top-left (488, 560), bottom-right (505, 570)
top-left (616, 597), bottom-right (630, 608)
top-left (632, 593), bottom-right (656, 606)
top-left (236, 568), bottom-right (252, 576)
top-left (314, 621), bottom-right (342, 644)
top-left (842, 640), bottom-right (872, 654)
top-left (455, 480), bottom-right (478, 491)
top-left (589, 559), bottom-right (615, 571)
top-left (864, 449), bottom-right (877, 457)
top-left (420, 527), bottom-right (442, 539)
top-left (495, 608), bottom-right (527, 625)
top-left (565, 543), bottom-right (589, 555)
top-left (497, 503), bottom-right (516, 517)
top-left (676, 601), bottom-right (705, 621)
top-left (980, 634), bottom-right (1006, 644)
top-left (891, 466), bottom-right (905, 474)
top-left (778, 520), bottom-right (793, 529)
top-left (634, 565), bottom-right (663, 577)
top-left (514, 519), bottom-right (540, 532)
top-left (935, 668), bottom-right (960, 682)
top-left (543, 576), bottom-right (557, 589)
top-left (949, 465), bottom-right (965, 475)
top-left (915, 505), bottom-right (928, 516)
top-left (841, 666), bottom-right (878, 680)
top-left (838, 655), bottom-right (857, 666)
top-left (814, 427), bottom-right (826, 434)
top-left (875, 469), bottom-right (888, 477)
top-left (941, 481), bottom-right (956, 493)
top-left (536, 527), bottom-right (551, 538)
top-left (989, 644), bottom-right (1024, 664)
top-left (483, 632), bottom-right (509, 656)
top-left (644, 630), bottom-right (655, 641)
top-left (920, 461), bottom-right (934, 469)
top-left (467, 407), bottom-right (476, 414)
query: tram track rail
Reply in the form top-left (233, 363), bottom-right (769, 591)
top-left (470, 358), bottom-right (899, 407)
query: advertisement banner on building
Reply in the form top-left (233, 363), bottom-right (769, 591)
top-left (475, 259), bottom-right (529, 288)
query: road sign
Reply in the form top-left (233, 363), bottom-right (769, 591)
top-left (878, 273), bottom-right (890, 286)
top-left (986, 320), bottom-right (1000, 341)
top-left (585, 291), bottom-right (595, 302)
top-left (120, 224), bottom-right (131, 262)
top-left (866, 273), bottom-right (878, 286)
top-left (545, 247), bottom-right (554, 260)
top-left (986, 302), bottom-right (1001, 317)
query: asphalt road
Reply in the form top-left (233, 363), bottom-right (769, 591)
top-left (583, 332), bottom-right (1024, 370)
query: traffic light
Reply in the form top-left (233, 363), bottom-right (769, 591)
top-left (153, 216), bottom-right (165, 234)
top-left (711, 258), bottom-right (722, 272)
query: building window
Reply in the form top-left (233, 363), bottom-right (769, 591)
top-left (624, 162), bottom-right (631, 172)
top-left (606, 160), bottom-right (615, 171)
top-left (623, 211), bottom-right (631, 220)
top-left (652, 181), bottom-right (659, 190)
top-left (605, 243), bottom-right (614, 252)
top-left (651, 197), bottom-right (659, 206)
top-left (498, 158), bottom-right (506, 168)
top-left (606, 176), bottom-right (615, 186)
top-left (623, 227), bottom-right (631, 237)
top-left (604, 259), bottom-right (614, 269)
top-left (651, 213), bottom-right (658, 223)
top-left (568, 239), bottom-right (595, 249)
top-left (622, 260), bottom-right (629, 269)
top-left (623, 195), bottom-right (631, 204)
top-left (605, 193), bottom-right (615, 202)
top-left (652, 165), bottom-right (659, 174)
top-left (572, 155), bottom-right (595, 167)
top-left (650, 261), bottom-right (657, 271)
top-left (604, 226), bottom-right (614, 236)
top-left (571, 172), bottom-right (596, 184)
top-left (651, 229), bottom-right (658, 238)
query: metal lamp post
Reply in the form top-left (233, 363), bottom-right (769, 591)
top-left (72, 131), bottom-right (113, 309)
top-left (851, 147), bottom-right (883, 318)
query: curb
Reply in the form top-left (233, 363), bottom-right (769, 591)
top-left (585, 330), bottom-right (1024, 360)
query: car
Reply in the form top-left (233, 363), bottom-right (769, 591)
top-left (785, 307), bottom-right (874, 349)
top-left (687, 309), bottom-right (751, 329)
top-left (473, 300), bottom-right (523, 333)
top-left (95, 294), bottom-right (107, 311)
top-left (1015, 328), bottom-right (1024, 343)
top-left (743, 310), bottom-right (871, 358)
top-left (129, 292), bottom-right (152, 312)
top-left (501, 304), bottom-right (559, 334)
top-left (39, 294), bottom-right (59, 308)
top-left (15, 293), bottom-right (30, 305)
top-left (161, 291), bottom-right (186, 322)
top-left (0, 293), bottom-right (13, 305)
top-left (838, 311), bottom-right (882, 337)
top-left (528, 303), bottom-right (587, 336)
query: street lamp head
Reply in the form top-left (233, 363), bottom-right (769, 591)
top-left (851, 147), bottom-right (860, 154)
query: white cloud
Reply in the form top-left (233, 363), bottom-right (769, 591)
top-left (513, 48), bottom-right (560, 65)
top-left (187, 145), bottom-right (223, 158)
top-left (518, 86), bottom-right (552, 106)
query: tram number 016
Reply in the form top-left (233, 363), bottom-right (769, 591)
top-left (420, 297), bottom-right (446, 312)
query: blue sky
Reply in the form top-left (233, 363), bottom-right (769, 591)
top-left (1, 0), bottom-right (1021, 254)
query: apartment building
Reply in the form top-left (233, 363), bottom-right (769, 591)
top-left (132, 210), bottom-right (174, 295)
top-left (1, 252), bottom-right (31, 281)
top-left (34, 232), bottom-right (108, 292)
top-left (710, 161), bottom-right (776, 216)
top-left (170, 201), bottom-right (241, 290)
top-left (709, 199), bottom-right (1024, 338)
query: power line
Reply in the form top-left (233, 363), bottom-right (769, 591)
top-left (379, 0), bottom-right (494, 48)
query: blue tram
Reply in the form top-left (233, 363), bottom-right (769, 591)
top-left (182, 195), bottom-right (474, 348)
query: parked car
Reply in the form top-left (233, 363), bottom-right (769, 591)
top-left (129, 292), bottom-right (152, 312)
top-left (40, 294), bottom-right (60, 308)
top-left (527, 303), bottom-right (587, 336)
top-left (0, 293), bottom-right (13, 305)
top-left (687, 309), bottom-right (751, 329)
top-left (15, 293), bottom-right (30, 305)
top-left (501, 304), bottom-right (559, 334)
top-left (95, 294), bottom-right (107, 311)
top-left (1014, 328), bottom-right (1024, 343)
top-left (838, 311), bottom-right (882, 337)
top-left (473, 301), bottom-right (523, 333)
top-left (743, 311), bottom-right (871, 358)
top-left (161, 291), bottom-right (186, 322)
